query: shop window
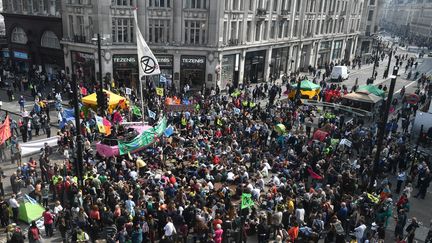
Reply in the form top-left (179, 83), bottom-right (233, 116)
top-left (41, 31), bottom-right (61, 49)
top-left (11, 27), bottom-right (28, 44)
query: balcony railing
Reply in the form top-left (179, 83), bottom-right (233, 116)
top-left (256, 8), bottom-right (268, 16)
top-left (74, 35), bottom-right (87, 43)
top-left (228, 39), bottom-right (240, 46)
top-left (280, 10), bottom-right (290, 16)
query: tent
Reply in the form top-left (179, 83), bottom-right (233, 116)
top-left (287, 80), bottom-right (321, 99)
top-left (300, 80), bottom-right (321, 91)
top-left (357, 85), bottom-right (385, 97)
top-left (82, 90), bottom-right (127, 109)
top-left (344, 92), bottom-right (382, 103)
top-left (18, 195), bottom-right (45, 224)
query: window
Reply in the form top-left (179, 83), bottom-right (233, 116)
top-left (369, 0), bottom-right (375, 5)
top-left (148, 19), bottom-right (170, 43)
top-left (88, 17), bottom-right (94, 40)
top-left (272, 0), bottom-right (277, 12)
top-left (149, 0), bottom-right (171, 7)
top-left (368, 10), bottom-right (373, 21)
top-left (296, 0), bottom-right (300, 12)
top-left (246, 21), bottom-right (252, 42)
top-left (184, 20), bottom-right (206, 44)
top-left (263, 21), bottom-right (268, 40)
top-left (287, 0), bottom-right (292, 12)
top-left (68, 15), bottom-right (74, 39)
top-left (233, 0), bottom-right (239, 10)
top-left (185, 0), bottom-right (207, 9)
top-left (41, 31), bottom-right (61, 49)
top-left (316, 20), bottom-right (320, 34)
top-left (278, 22), bottom-right (283, 38)
top-left (77, 16), bottom-right (85, 37)
top-left (270, 21), bottom-right (276, 39)
top-left (293, 20), bottom-right (298, 36)
top-left (223, 21), bottom-right (228, 43)
top-left (284, 20), bottom-right (289, 37)
top-left (11, 27), bottom-right (28, 44)
top-left (116, 0), bottom-right (133, 6)
top-left (112, 18), bottom-right (134, 43)
top-left (255, 22), bottom-right (261, 41)
top-left (230, 21), bottom-right (238, 40)
top-left (248, 0), bottom-right (254, 10)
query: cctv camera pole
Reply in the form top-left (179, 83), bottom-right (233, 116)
top-left (369, 66), bottom-right (399, 191)
top-left (71, 74), bottom-right (83, 186)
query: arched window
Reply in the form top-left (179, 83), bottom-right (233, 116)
top-left (41, 31), bottom-right (61, 49)
top-left (11, 27), bottom-right (28, 44)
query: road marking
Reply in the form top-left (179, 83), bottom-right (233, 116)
top-left (394, 80), bottom-right (417, 94)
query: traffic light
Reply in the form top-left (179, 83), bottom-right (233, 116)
top-left (96, 90), bottom-right (107, 111)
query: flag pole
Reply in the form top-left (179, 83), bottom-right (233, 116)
top-left (140, 76), bottom-right (145, 124)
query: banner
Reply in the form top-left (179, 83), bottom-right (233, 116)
top-left (0, 115), bottom-right (11, 145)
top-left (148, 109), bottom-right (156, 119)
top-left (118, 117), bottom-right (167, 155)
top-left (134, 9), bottom-right (160, 77)
top-left (95, 115), bottom-right (106, 134)
top-left (307, 167), bottom-right (323, 180)
top-left (21, 136), bottom-right (59, 157)
top-left (241, 193), bottom-right (254, 209)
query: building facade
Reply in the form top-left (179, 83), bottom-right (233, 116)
top-left (1, 0), bottom-right (63, 74)
top-left (61, 0), bottom-right (364, 91)
top-left (382, 0), bottom-right (432, 48)
top-left (356, 0), bottom-right (383, 59)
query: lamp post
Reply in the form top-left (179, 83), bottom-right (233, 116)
top-left (92, 34), bottom-right (106, 115)
top-left (71, 74), bottom-right (83, 186)
top-left (370, 66), bottom-right (399, 190)
top-left (371, 37), bottom-right (380, 81)
top-left (383, 50), bottom-right (393, 79)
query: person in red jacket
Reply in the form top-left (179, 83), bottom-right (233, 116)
top-left (42, 207), bottom-right (54, 237)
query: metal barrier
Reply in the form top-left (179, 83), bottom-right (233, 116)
top-left (301, 99), bottom-right (373, 117)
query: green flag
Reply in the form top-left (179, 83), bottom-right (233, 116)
top-left (241, 193), bottom-right (254, 209)
top-left (118, 116), bottom-right (168, 155)
top-left (132, 106), bottom-right (142, 117)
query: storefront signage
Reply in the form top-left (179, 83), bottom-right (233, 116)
top-left (155, 55), bottom-right (173, 67)
top-left (13, 51), bottom-right (29, 60)
top-left (113, 56), bottom-right (137, 63)
top-left (75, 52), bottom-right (94, 60)
top-left (181, 57), bottom-right (205, 64)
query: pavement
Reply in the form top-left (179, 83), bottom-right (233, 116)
top-left (0, 47), bottom-right (431, 243)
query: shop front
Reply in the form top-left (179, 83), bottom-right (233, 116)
top-left (1, 49), bottom-right (10, 65)
top-left (244, 50), bottom-right (266, 83)
top-left (41, 50), bottom-right (64, 77)
top-left (317, 41), bottom-right (332, 68)
top-left (71, 51), bottom-right (95, 82)
top-left (220, 54), bottom-right (238, 89)
top-left (155, 55), bottom-right (174, 87)
top-left (180, 55), bottom-right (206, 91)
top-left (12, 50), bottom-right (30, 73)
top-left (270, 47), bottom-right (289, 79)
top-left (113, 54), bottom-right (139, 89)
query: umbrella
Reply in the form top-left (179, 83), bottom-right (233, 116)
top-left (357, 85), bottom-right (385, 97)
top-left (275, 124), bottom-right (286, 134)
top-left (300, 80), bottom-right (321, 91)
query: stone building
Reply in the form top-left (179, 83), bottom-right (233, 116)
top-left (1, 0), bottom-right (63, 74)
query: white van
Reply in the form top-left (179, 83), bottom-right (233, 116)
top-left (330, 66), bottom-right (349, 81)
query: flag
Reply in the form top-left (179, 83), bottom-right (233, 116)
top-left (0, 115), bottom-right (11, 145)
top-left (241, 193), bottom-right (254, 209)
top-left (132, 106), bottom-right (142, 117)
top-left (307, 167), bottom-right (323, 180)
top-left (156, 87), bottom-right (164, 96)
top-left (367, 193), bottom-right (380, 204)
top-left (148, 109), bottom-right (156, 119)
top-left (95, 115), bottom-right (106, 134)
top-left (134, 9), bottom-right (160, 78)
top-left (102, 117), bottom-right (112, 136)
top-left (164, 126), bottom-right (174, 137)
top-left (59, 108), bottom-right (75, 129)
top-left (160, 75), bottom-right (167, 83)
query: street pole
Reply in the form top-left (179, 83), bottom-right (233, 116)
top-left (410, 124), bottom-right (424, 175)
top-left (140, 76), bottom-right (145, 124)
top-left (97, 34), bottom-right (104, 115)
top-left (370, 66), bottom-right (399, 190)
top-left (71, 74), bottom-right (83, 186)
top-left (383, 50), bottom-right (393, 79)
top-left (371, 40), bottom-right (380, 80)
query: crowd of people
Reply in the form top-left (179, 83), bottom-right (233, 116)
top-left (0, 52), bottom-right (431, 243)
